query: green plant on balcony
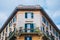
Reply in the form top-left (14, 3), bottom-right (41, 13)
top-left (35, 29), bottom-right (40, 32)
top-left (35, 27), bottom-right (41, 33)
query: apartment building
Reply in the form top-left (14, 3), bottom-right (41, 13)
top-left (0, 5), bottom-right (60, 40)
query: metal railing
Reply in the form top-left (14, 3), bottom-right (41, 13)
top-left (42, 32), bottom-right (55, 40)
top-left (8, 28), bottom-right (41, 40)
top-left (18, 28), bottom-right (42, 35)
top-left (7, 31), bottom-right (16, 40)
top-left (8, 28), bottom-right (54, 40)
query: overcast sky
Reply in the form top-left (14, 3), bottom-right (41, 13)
top-left (0, 0), bottom-right (60, 29)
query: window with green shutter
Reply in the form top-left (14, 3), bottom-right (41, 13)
top-left (25, 12), bottom-right (34, 19)
top-left (25, 23), bottom-right (34, 32)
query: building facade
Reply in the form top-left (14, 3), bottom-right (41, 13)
top-left (0, 5), bottom-right (60, 40)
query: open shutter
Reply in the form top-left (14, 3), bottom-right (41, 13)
top-left (25, 24), bottom-right (27, 32)
top-left (25, 12), bottom-right (27, 18)
top-left (25, 36), bottom-right (27, 40)
top-left (30, 36), bottom-right (32, 40)
top-left (31, 13), bottom-right (33, 18)
top-left (30, 24), bottom-right (34, 32)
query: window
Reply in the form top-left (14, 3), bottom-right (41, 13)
top-left (53, 28), bottom-right (56, 35)
top-left (25, 36), bottom-right (32, 40)
top-left (41, 26), bottom-right (45, 32)
top-left (6, 27), bottom-right (7, 32)
top-left (13, 16), bottom-right (16, 22)
top-left (3, 31), bottom-right (4, 36)
top-left (14, 27), bottom-right (16, 32)
top-left (50, 25), bottom-right (51, 30)
top-left (5, 37), bottom-right (7, 40)
top-left (46, 31), bottom-right (49, 35)
top-left (42, 16), bottom-right (49, 26)
top-left (42, 26), bottom-right (44, 32)
top-left (56, 38), bottom-right (58, 40)
top-left (25, 23), bottom-right (34, 32)
top-left (42, 16), bottom-right (46, 23)
top-left (56, 32), bottom-right (58, 37)
top-left (59, 35), bottom-right (60, 40)
top-left (46, 21), bottom-right (48, 26)
top-left (2, 37), bottom-right (3, 40)
top-left (9, 21), bottom-right (12, 27)
top-left (9, 28), bottom-right (12, 32)
top-left (25, 12), bottom-right (33, 18)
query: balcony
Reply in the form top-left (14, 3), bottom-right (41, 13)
top-left (7, 28), bottom-right (42, 40)
top-left (42, 32), bottom-right (55, 40)
top-left (7, 31), bottom-right (16, 40)
top-left (17, 28), bottom-right (43, 36)
top-left (7, 27), bottom-right (54, 40)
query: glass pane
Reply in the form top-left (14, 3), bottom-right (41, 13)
top-left (25, 36), bottom-right (32, 40)
top-left (28, 13), bottom-right (31, 18)
top-left (27, 24), bottom-right (30, 33)
top-left (27, 37), bottom-right (30, 40)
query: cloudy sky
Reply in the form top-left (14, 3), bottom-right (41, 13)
top-left (0, 0), bottom-right (60, 29)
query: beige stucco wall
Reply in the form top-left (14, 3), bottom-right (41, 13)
top-left (16, 10), bottom-right (42, 30)
top-left (16, 35), bottom-right (43, 40)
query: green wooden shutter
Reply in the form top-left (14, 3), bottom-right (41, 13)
top-left (25, 12), bottom-right (27, 18)
top-left (30, 23), bottom-right (34, 32)
top-left (31, 13), bottom-right (33, 18)
top-left (30, 36), bottom-right (32, 40)
top-left (25, 24), bottom-right (27, 32)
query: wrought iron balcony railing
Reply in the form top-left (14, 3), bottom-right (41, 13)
top-left (42, 32), bottom-right (55, 40)
top-left (7, 28), bottom-right (54, 40)
top-left (18, 28), bottom-right (42, 35)
top-left (7, 31), bottom-right (16, 40)
top-left (7, 28), bottom-right (42, 40)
